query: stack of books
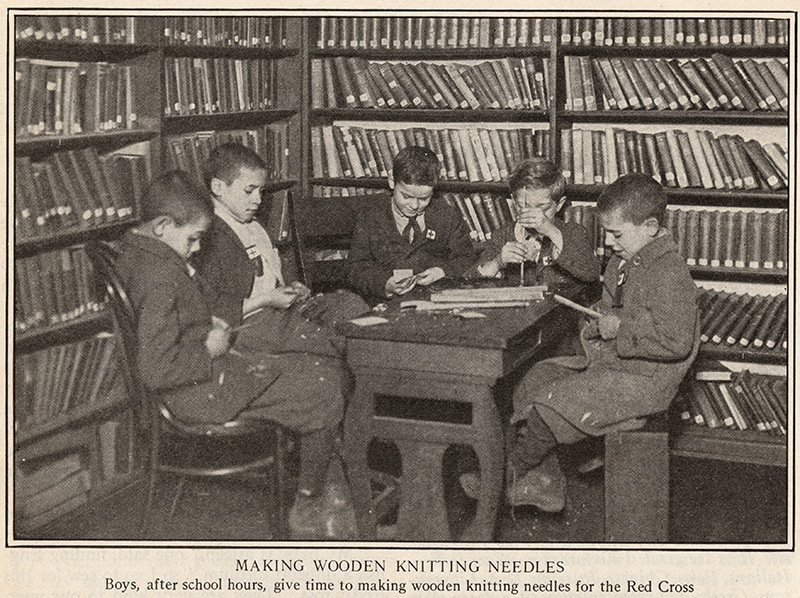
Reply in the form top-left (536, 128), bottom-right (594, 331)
top-left (163, 57), bottom-right (276, 116)
top-left (15, 453), bottom-right (92, 532)
top-left (699, 290), bottom-right (787, 351)
top-left (164, 124), bottom-right (290, 186)
top-left (14, 149), bottom-right (144, 241)
top-left (15, 59), bottom-right (139, 138)
top-left (312, 57), bottom-right (550, 111)
top-left (163, 16), bottom-right (288, 48)
top-left (562, 128), bottom-right (787, 191)
top-left (15, 15), bottom-right (138, 44)
top-left (678, 369), bottom-right (787, 434)
top-left (316, 17), bottom-right (553, 50)
top-left (14, 333), bottom-right (119, 428)
top-left (15, 246), bottom-right (105, 333)
top-left (559, 17), bottom-right (788, 47)
top-left (312, 124), bottom-right (551, 183)
top-left (564, 55), bottom-right (788, 113)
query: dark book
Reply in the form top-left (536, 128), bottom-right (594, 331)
top-left (742, 139), bottom-right (783, 190)
top-left (711, 54), bottom-right (761, 111)
top-left (609, 57), bottom-right (640, 109)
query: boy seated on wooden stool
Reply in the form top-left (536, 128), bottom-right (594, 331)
top-left (461, 173), bottom-right (700, 512)
top-left (116, 171), bottom-right (354, 539)
top-left (466, 158), bottom-right (599, 294)
top-left (345, 145), bottom-right (476, 304)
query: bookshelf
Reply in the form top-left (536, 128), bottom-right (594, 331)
top-left (12, 15), bottom-right (165, 534)
top-left (293, 15), bottom-right (789, 473)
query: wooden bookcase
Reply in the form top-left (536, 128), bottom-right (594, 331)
top-left (12, 12), bottom-right (789, 535)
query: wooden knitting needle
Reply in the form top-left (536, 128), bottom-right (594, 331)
top-left (551, 293), bottom-right (603, 319)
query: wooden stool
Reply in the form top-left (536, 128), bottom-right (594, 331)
top-left (604, 413), bottom-right (669, 543)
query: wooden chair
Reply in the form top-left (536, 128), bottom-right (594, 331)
top-left (85, 240), bottom-right (290, 539)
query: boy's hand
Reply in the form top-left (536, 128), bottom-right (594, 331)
top-left (415, 267), bottom-right (445, 286)
top-left (264, 285), bottom-right (303, 310)
top-left (289, 280), bottom-right (312, 302)
top-left (205, 317), bottom-right (232, 358)
top-left (517, 206), bottom-right (558, 240)
top-left (597, 314), bottom-right (621, 340)
top-left (385, 273), bottom-right (418, 297)
top-left (500, 241), bottom-right (530, 265)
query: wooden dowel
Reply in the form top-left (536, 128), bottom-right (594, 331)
top-left (552, 294), bottom-right (603, 319)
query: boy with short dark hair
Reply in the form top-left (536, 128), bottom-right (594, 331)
top-left (462, 173), bottom-right (699, 511)
top-left (345, 145), bottom-right (476, 303)
top-left (468, 158), bottom-right (599, 293)
top-left (116, 171), bottom-right (352, 539)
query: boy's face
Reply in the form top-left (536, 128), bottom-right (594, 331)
top-left (512, 187), bottom-right (565, 224)
top-left (160, 215), bottom-right (211, 260)
top-left (212, 166), bottom-right (268, 223)
top-left (599, 208), bottom-right (659, 261)
top-left (389, 180), bottom-right (434, 219)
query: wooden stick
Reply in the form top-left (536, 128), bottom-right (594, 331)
top-left (552, 293), bottom-right (603, 319)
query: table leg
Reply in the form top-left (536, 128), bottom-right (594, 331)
top-left (394, 440), bottom-right (450, 541)
top-left (461, 386), bottom-right (504, 542)
top-left (343, 379), bottom-right (377, 540)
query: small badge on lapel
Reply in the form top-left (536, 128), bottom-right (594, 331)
top-left (541, 255), bottom-right (553, 266)
top-left (617, 270), bottom-right (627, 286)
top-left (425, 229), bottom-right (437, 240)
top-left (246, 245), bottom-right (261, 260)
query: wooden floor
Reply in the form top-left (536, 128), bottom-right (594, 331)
top-left (24, 446), bottom-right (787, 544)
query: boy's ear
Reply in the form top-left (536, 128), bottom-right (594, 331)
top-left (209, 177), bottom-right (226, 198)
top-left (387, 170), bottom-right (395, 190)
top-left (152, 215), bottom-right (173, 236)
top-left (645, 216), bottom-right (660, 236)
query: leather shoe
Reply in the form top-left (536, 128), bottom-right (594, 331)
top-left (507, 453), bottom-right (566, 512)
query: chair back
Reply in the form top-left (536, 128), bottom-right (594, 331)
top-left (290, 190), bottom-right (390, 291)
top-left (84, 240), bottom-right (152, 430)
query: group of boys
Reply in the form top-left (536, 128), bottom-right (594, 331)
top-left (118, 142), bottom-right (699, 540)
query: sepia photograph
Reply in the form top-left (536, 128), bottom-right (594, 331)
top-left (3, 3), bottom-right (795, 596)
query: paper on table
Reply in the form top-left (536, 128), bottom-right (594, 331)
top-left (349, 315), bottom-right (390, 327)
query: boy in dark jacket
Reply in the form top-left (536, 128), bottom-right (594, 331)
top-left (467, 158), bottom-right (599, 295)
top-left (345, 146), bottom-right (476, 303)
top-left (116, 171), bottom-right (352, 539)
top-left (462, 174), bottom-right (699, 512)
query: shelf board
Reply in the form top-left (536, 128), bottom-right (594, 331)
top-left (310, 177), bottom-right (517, 194)
top-left (689, 266), bottom-right (787, 283)
top-left (566, 184), bottom-right (788, 208)
top-left (312, 108), bottom-right (549, 123)
top-left (559, 110), bottom-right (788, 126)
top-left (15, 40), bottom-right (158, 61)
top-left (310, 46), bottom-right (551, 60)
top-left (670, 424), bottom-right (786, 467)
top-left (15, 129), bottom-right (160, 156)
top-left (15, 218), bottom-right (137, 257)
top-left (163, 45), bottom-right (298, 59)
top-left (559, 44), bottom-right (789, 58)
top-left (15, 310), bottom-right (111, 354)
top-left (15, 384), bottom-right (128, 447)
top-left (264, 179), bottom-right (297, 193)
top-left (162, 109), bottom-right (297, 134)
top-left (699, 343), bottom-right (787, 365)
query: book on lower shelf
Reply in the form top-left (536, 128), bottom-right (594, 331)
top-left (698, 288), bottom-right (786, 352)
top-left (15, 451), bottom-right (91, 531)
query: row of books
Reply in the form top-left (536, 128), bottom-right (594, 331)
top-left (15, 246), bottom-right (105, 333)
top-left (163, 16), bottom-right (288, 48)
top-left (15, 453), bottom-right (92, 532)
top-left (312, 56), bottom-right (550, 111)
top-left (317, 17), bottom-right (554, 50)
top-left (561, 128), bottom-right (787, 191)
top-left (312, 124), bottom-right (552, 183)
top-left (565, 55), bottom-right (788, 113)
top-left (14, 149), bottom-right (146, 241)
top-left (163, 57), bottom-right (277, 117)
top-left (678, 370), bottom-right (787, 434)
top-left (559, 18), bottom-right (788, 47)
top-left (164, 124), bottom-right (291, 187)
top-left (667, 209), bottom-right (788, 272)
top-left (699, 290), bottom-right (787, 351)
top-left (14, 333), bottom-right (119, 429)
top-left (15, 15), bottom-right (138, 44)
top-left (15, 59), bottom-right (138, 138)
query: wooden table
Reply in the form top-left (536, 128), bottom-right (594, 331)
top-left (341, 296), bottom-right (573, 542)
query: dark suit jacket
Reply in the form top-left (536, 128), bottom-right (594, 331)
top-left (345, 196), bottom-right (477, 301)
top-left (116, 231), bottom-right (278, 424)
